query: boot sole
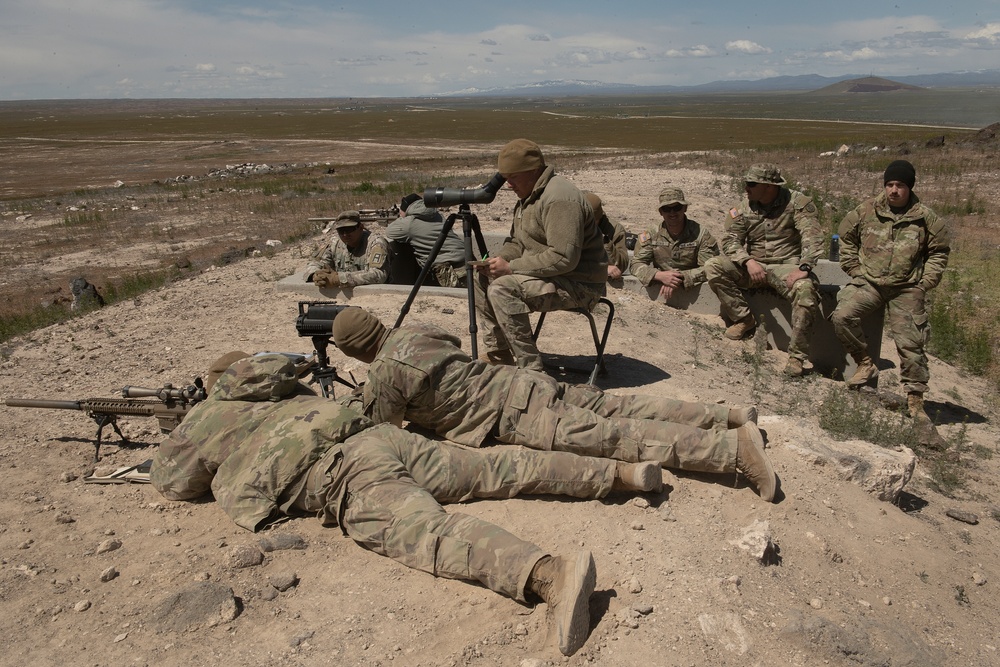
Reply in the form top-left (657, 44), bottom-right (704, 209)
top-left (741, 424), bottom-right (777, 502)
top-left (556, 551), bottom-right (596, 656)
top-left (635, 461), bottom-right (664, 493)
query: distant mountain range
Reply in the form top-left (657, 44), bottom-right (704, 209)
top-left (439, 69), bottom-right (1000, 97)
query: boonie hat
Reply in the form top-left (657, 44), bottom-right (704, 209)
top-left (658, 187), bottom-right (688, 208)
top-left (744, 163), bottom-right (786, 186)
top-left (332, 210), bottom-right (363, 230)
top-left (497, 139), bottom-right (545, 175)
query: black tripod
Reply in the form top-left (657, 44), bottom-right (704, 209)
top-left (393, 204), bottom-right (490, 358)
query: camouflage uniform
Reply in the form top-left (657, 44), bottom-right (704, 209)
top-left (832, 192), bottom-right (950, 394)
top-left (359, 323), bottom-right (739, 473)
top-left (630, 217), bottom-right (720, 288)
top-left (474, 167), bottom-right (608, 370)
top-left (152, 354), bottom-right (618, 602)
top-left (704, 186), bottom-right (825, 361)
top-left (303, 228), bottom-right (391, 287)
top-left (601, 216), bottom-right (630, 276)
top-left (386, 200), bottom-right (467, 288)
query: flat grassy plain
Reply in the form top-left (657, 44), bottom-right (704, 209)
top-left (1, 92), bottom-right (998, 389)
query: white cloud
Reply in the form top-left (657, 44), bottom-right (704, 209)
top-left (965, 22), bottom-right (1000, 44)
top-left (195, 63), bottom-right (216, 72)
top-left (726, 40), bottom-right (771, 55)
top-left (821, 47), bottom-right (881, 61)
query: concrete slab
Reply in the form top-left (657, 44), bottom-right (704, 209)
top-left (281, 233), bottom-right (883, 379)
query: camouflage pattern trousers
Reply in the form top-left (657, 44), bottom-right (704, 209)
top-left (705, 256), bottom-right (820, 361)
top-left (322, 424), bottom-right (616, 602)
top-left (432, 262), bottom-right (467, 289)
top-left (495, 372), bottom-right (738, 473)
top-left (557, 382), bottom-right (731, 430)
top-left (831, 280), bottom-right (930, 394)
top-left (474, 273), bottom-right (605, 371)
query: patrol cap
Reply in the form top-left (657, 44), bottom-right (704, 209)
top-left (583, 191), bottom-right (604, 222)
top-left (658, 187), bottom-right (688, 208)
top-left (332, 306), bottom-right (387, 358)
top-left (497, 139), bottom-right (545, 175)
top-left (744, 163), bottom-right (786, 186)
top-left (332, 210), bottom-right (363, 230)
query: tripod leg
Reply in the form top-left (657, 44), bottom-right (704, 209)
top-left (392, 214), bottom-right (459, 329)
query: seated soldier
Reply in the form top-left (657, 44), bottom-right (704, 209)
top-left (584, 192), bottom-right (629, 281)
top-left (303, 210), bottom-right (391, 288)
top-left (630, 187), bottom-right (720, 303)
top-left (331, 307), bottom-right (777, 502)
top-left (152, 353), bottom-right (663, 657)
top-left (386, 193), bottom-right (467, 288)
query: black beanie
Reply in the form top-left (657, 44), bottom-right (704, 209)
top-left (400, 193), bottom-right (421, 212)
top-left (883, 160), bottom-right (916, 188)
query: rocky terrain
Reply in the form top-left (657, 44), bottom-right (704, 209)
top-left (2, 159), bottom-right (999, 667)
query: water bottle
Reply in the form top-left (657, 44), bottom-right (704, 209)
top-left (829, 234), bottom-right (840, 262)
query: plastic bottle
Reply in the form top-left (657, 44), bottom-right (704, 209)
top-left (829, 234), bottom-right (840, 262)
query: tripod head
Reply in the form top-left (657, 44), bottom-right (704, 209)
top-left (294, 301), bottom-right (357, 398)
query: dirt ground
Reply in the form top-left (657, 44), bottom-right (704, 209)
top-left (2, 152), bottom-right (1000, 667)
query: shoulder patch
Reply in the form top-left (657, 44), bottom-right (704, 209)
top-left (729, 208), bottom-right (740, 219)
top-left (638, 231), bottom-right (651, 244)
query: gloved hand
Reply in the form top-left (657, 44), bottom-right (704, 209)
top-left (313, 270), bottom-right (340, 288)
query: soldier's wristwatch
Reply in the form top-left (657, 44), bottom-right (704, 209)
top-left (799, 263), bottom-right (812, 273)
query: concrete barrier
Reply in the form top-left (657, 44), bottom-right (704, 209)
top-left (279, 233), bottom-right (882, 379)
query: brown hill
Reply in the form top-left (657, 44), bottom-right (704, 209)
top-left (811, 76), bottom-right (925, 94)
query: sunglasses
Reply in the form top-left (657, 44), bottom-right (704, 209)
top-left (337, 226), bottom-right (361, 235)
top-left (659, 204), bottom-right (685, 213)
top-left (745, 181), bottom-right (760, 188)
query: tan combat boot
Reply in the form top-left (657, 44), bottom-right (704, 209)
top-left (479, 349), bottom-right (516, 366)
top-left (724, 314), bottom-right (757, 340)
top-left (611, 461), bottom-right (663, 493)
top-left (783, 357), bottom-right (805, 377)
top-left (848, 355), bottom-right (878, 387)
top-left (527, 551), bottom-right (597, 656)
top-left (736, 423), bottom-right (777, 502)
top-left (727, 405), bottom-right (759, 428)
top-left (908, 393), bottom-right (929, 421)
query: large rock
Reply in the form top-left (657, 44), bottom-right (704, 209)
top-left (787, 437), bottom-right (916, 502)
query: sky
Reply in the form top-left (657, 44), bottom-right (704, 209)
top-left (1, 0), bottom-right (998, 100)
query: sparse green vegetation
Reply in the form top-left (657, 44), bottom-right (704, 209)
top-left (817, 385), bottom-right (919, 447)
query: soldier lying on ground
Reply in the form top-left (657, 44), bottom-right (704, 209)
top-left (331, 307), bottom-right (778, 502)
top-left (150, 352), bottom-right (663, 657)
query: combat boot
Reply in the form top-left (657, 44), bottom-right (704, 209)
top-left (611, 461), bottom-right (663, 493)
top-left (479, 349), bottom-right (515, 366)
top-left (727, 405), bottom-right (759, 428)
top-left (908, 393), bottom-right (929, 421)
top-left (736, 423), bottom-right (777, 502)
top-left (724, 314), bottom-right (757, 340)
top-left (847, 355), bottom-right (878, 388)
top-left (783, 357), bottom-right (805, 377)
top-left (527, 551), bottom-right (597, 656)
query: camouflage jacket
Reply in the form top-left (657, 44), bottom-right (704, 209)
top-left (499, 167), bottom-right (608, 286)
top-left (630, 217), bottom-right (720, 288)
top-left (838, 192), bottom-right (950, 290)
top-left (362, 323), bottom-right (516, 446)
top-left (304, 228), bottom-right (391, 287)
top-left (151, 355), bottom-right (373, 532)
top-left (386, 200), bottom-right (466, 268)
top-left (600, 216), bottom-right (630, 274)
top-left (721, 189), bottom-right (824, 267)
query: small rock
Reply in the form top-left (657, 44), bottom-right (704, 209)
top-left (60, 472), bottom-right (78, 483)
top-left (261, 587), bottom-right (279, 601)
top-left (289, 631), bottom-right (314, 648)
top-left (520, 659), bottom-right (546, 667)
top-left (18, 539), bottom-right (33, 549)
top-left (113, 632), bottom-right (128, 643)
top-left (258, 533), bottom-right (307, 552)
top-left (96, 538), bottom-right (122, 554)
top-left (630, 521), bottom-right (644, 531)
top-left (55, 513), bottom-right (75, 524)
top-left (972, 573), bottom-right (987, 586)
top-left (859, 599), bottom-right (872, 609)
top-left (882, 597), bottom-right (892, 606)
top-left (74, 600), bottom-right (92, 612)
top-left (227, 545), bottom-right (264, 569)
top-left (632, 497), bottom-right (650, 509)
top-left (632, 604), bottom-right (654, 615)
top-left (514, 623), bottom-right (528, 636)
top-left (945, 509), bottom-right (979, 525)
top-left (269, 572), bottom-right (299, 592)
top-left (658, 504), bottom-right (676, 522)
top-left (100, 566), bottom-right (119, 582)
top-left (809, 598), bottom-right (823, 609)
top-left (628, 577), bottom-right (642, 594)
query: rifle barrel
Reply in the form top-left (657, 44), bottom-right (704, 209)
top-left (5, 398), bottom-right (82, 410)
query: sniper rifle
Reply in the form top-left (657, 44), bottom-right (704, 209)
top-left (5, 381), bottom-right (206, 461)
